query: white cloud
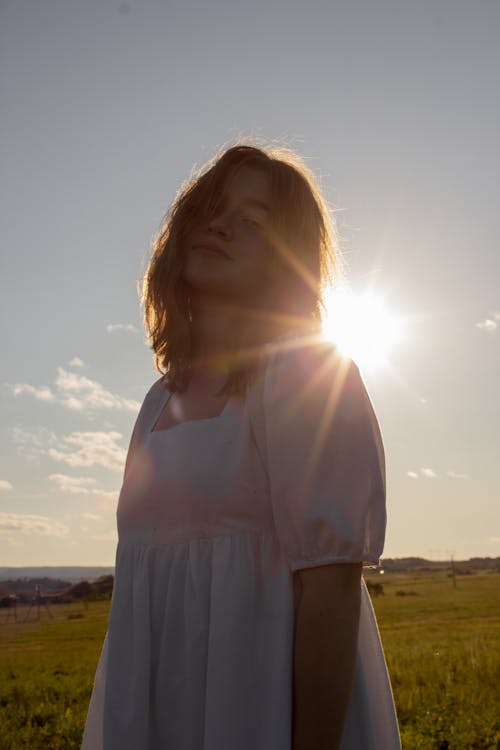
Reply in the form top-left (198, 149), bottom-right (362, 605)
top-left (0, 512), bottom-right (69, 538)
top-left (11, 427), bottom-right (59, 465)
top-left (407, 467), bottom-right (438, 478)
top-left (475, 318), bottom-right (497, 332)
top-left (48, 431), bottom-right (126, 472)
top-left (11, 384), bottom-right (55, 401)
top-left (12, 427), bottom-right (58, 448)
top-left (54, 368), bottom-right (140, 412)
top-left (68, 357), bottom-right (85, 368)
top-left (9, 369), bottom-right (140, 414)
top-left (82, 512), bottom-right (102, 521)
top-left (0, 480), bottom-right (13, 491)
top-left (493, 311), bottom-right (500, 321)
top-left (48, 473), bottom-right (98, 494)
top-left (106, 323), bottom-right (138, 334)
top-left (446, 471), bottom-right (469, 479)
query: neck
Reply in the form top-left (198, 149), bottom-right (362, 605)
top-left (189, 294), bottom-right (248, 373)
top-left (187, 291), bottom-right (311, 374)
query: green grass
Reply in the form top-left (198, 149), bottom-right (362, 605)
top-left (371, 571), bottom-right (500, 749)
top-left (0, 601), bottom-right (108, 750)
top-left (0, 572), bottom-right (499, 749)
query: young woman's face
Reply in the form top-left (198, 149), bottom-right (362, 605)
top-left (182, 165), bottom-right (277, 306)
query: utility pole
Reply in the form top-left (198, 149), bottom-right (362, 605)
top-left (447, 550), bottom-right (457, 589)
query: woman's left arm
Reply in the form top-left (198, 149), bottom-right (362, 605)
top-left (292, 562), bottom-right (362, 750)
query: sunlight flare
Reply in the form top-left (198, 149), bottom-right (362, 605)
top-left (322, 286), bottom-right (404, 372)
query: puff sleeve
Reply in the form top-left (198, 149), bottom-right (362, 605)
top-left (248, 341), bottom-right (386, 571)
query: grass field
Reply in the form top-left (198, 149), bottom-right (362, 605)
top-left (0, 570), bottom-right (499, 749)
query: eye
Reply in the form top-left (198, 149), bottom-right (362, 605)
top-left (241, 215), bottom-right (261, 229)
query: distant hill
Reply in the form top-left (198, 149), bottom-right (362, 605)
top-left (379, 556), bottom-right (500, 573)
top-left (0, 566), bottom-right (114, 583)
top-left (1, 558), bottom-right (499, 584)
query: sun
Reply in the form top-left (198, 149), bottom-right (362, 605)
top-left (322, 286), bottom-right (404, 372)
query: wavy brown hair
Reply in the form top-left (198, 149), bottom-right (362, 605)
top-left (141, 141), bottom-right (339, 394)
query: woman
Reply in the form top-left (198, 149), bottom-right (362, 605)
top-left (81, 143), bottom-right (401, 749)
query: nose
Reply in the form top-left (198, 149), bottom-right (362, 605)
top-left (207, 212), bottom-right (231, 239)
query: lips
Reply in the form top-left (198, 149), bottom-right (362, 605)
top-left (192, 241), bottom-right (231, 259)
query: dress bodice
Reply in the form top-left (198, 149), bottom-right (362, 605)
top-left (117, 385), bottom-right (273, 547)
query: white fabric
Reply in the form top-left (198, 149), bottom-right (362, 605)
top-left (81, 342), bottom-right (401, 749)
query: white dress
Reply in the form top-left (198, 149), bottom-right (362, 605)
top-left (81, 341), bottom-right (401, 749)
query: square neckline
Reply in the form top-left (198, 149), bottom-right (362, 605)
top-left (149, 385), bottom-right (234, 435)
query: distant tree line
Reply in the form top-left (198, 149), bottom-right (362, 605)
top-left (380, 556), bottom-right (500, 573)
top-left (0, 575), bottom-right (114, 605)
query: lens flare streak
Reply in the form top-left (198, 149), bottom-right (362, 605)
top-left (322, 287), bottom-right (404, 372)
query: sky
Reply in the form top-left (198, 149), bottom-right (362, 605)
top-left (1, 0), bottom-right (499, 566)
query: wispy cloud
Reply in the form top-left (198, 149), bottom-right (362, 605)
top-left (407, 467), bottom-right (468, 480)
top-left (82, 512), bottom-right (102, 521)
top-left (47, 431), bottom-right (126, 472)
top-left (48, 473), bottom-right (98, 494)
top-left (0, 479), bottom-right (13, 491)
top-left (68, 357), bottom-right (85, 368)
top-left (54, 368), bottom-right (140, 411)
top-left (12, 427), bottom-right (58, 449)
top-left (106, 323), bottom-right (138, 334)
top-left (0, 512), bottom-right (69, 538)
top-left (12, 428), bottom-right (127, 480)
top-left (11, 384), bottom-right (55, 401)
top-left (11, 427), bottom-right (59, 465)
top-left (9, 368), bottom-right (140, 413)
top-left (475, 311), bottom-right (499, 331)
top-left (407, 467), bottom-right (438, 479)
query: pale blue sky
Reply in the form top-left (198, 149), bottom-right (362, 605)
top-left (1, 0), bottom-right (499, 565)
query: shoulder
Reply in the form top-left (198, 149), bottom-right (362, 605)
top-left (132, 374), bottom-right (168, 427)
top-left (256, 337), bottom-right (376, 436)
top-left (261, 337), bottom-right (361, 396)
top-left (146, 373), bottom-right (169, 399)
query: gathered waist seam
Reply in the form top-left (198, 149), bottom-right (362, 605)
top-left (117, 526), bottom-right (279, 550)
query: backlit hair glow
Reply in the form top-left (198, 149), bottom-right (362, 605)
top-left (141, 141), bottom-right (340, 393)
